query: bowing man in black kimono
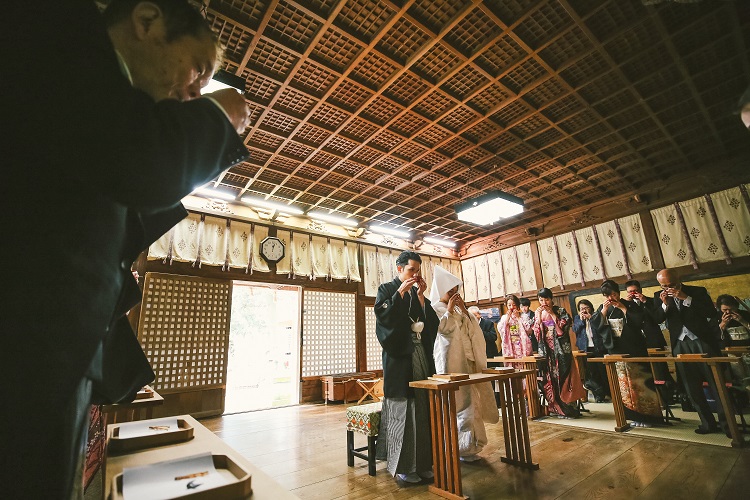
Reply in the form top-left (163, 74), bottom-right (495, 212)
top-left (2, 2), bottom-right (250, 498)
top-left (374, 251), bottom-right (439, 483)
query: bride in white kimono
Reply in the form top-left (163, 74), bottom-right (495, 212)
top-left (430, 266), bottom-right (499, 461)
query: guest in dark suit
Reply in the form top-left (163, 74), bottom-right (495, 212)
top-left (624, 279), bottom-right (676, 394)
top-left (469, 305), bottom-right (499, 359)
top-left (374, 251), bottom-right (439, 483)
top-left (652, 269), bottom-right (727, 435)
top-left (572, 299), bottom-right (608, 402)
top-left (2, 2), bottom-right (250, 498)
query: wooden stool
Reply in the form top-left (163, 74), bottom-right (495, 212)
top-left (346, 402), bottom-right (382, 476)
top-left (355, 378), bottom-right (384, 404)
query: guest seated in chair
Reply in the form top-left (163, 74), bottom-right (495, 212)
top-left (572, 299), bottom-right (609, 403)
top-left (592, 280), bottom-right (663, 427)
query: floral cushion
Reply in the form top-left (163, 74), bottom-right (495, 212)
top-left (346, 402), bottom-right (382, 436)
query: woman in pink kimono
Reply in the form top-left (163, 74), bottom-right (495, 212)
top-left (430, 266), bottom-right (499, 461)
top-left (498, 294), bottom-right (534, 358)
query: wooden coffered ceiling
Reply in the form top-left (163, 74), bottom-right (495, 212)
top-left (200, 0), bottom-right (750, 247)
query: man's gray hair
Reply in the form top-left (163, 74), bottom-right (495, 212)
top-left (468, 306), bottom-right (480, 314)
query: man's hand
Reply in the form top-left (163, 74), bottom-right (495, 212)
top-left (670, 287), bottom-right (688, 301)
top-left (414, 276), bottom-right (427, 297)
top-left (397, 277), bottom-right (418, 298)
top-left (660, 290), bottom-right (670, 305)
top-left (206, 88), bottom-right (251, 133)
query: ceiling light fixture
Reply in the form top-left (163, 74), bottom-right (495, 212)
top-left (307, 210), bottom-right (360, 227)
top-left (369, 225), bottom-right (411, 239)
top-left (202, 69), bottom-right (246, 94)
top-left (423, 236), bottom-right (456, 248)
top-left (195, 187), bottom-right (237, 201)
top-left (240, 195), bottom-right (304, 215)
top-left (455, 190), bottom-right (523, 226)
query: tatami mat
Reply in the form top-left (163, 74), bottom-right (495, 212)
top-left (534, 401), bottom-right (743, 447)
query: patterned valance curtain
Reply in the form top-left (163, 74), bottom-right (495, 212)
top-left (487, 250), bottom-right (506, 298)
top-left (555, 232), bottom-right (581, 286)
top-left (711, 186), bottom-right (750, 258)
top-left (595, 220), bottom-right (628, 279)
top-left (310, 235), bottom-right (329, 280)
top-left (346, 242), bottom-right (361, 282)
top-left (170, 212), bottom-right (201, 263)
top-left (651, 204), bottom-right (692, 269)
top-left (200, 216), bottom-right (228, 267)
top-left (618, 214), bottom-right (652, 275)
top-left (500, 247), bottom-right (521, 295)
top-left (226, 220), bottom-right (252, 270)
top-left (574, 226), bottom-right (605, 282)
top-left (460, 257), bottom-right (478, 303)
top-left (537, 236), bottom-right (562, 288)
top-left (328, 238), bottom-right (347, 280)
top-left (475, 253), bottom-right (491, 301)
top-left (291, 232), bottom-right (311, 278)
top-left (275, 229), bottom-right (292, 275)
top-left (516, 243), bottom-right (538, 292)
top-left (362, 245), bottom-right (379, 297)
top-left (250, 225), bottom-right (270, 273)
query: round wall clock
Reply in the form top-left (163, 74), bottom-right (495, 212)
top-left (260, 236), bottom-right (285, 263)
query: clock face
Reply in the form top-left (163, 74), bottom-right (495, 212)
top-left (260, 236), bottom-right (285, 263)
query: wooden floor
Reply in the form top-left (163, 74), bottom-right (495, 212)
top-left (198, 404), bottom-right (750, 500)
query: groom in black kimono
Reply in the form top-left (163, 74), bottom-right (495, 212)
top-left (374, 251), bottom-right (439, 483)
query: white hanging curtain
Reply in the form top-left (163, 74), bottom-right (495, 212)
top-left (475, 253), bottom-right (491, 301)
top-left (275, 229), bottom-right (292, 275)
top-left (500, 247), bottom-right (521, 295)
top-left (516, 243), bottom-right (538, 292)
top-left (148, 227), bottom-right (172, 261)
top-left (291, 232), bottom-right (311, 278)
top-left (200, 216), bottom-right (228, 267)
top-left (449, 259), bottom-right (462, 283)
top-left (555, 232), bottom-right (580, 286)
top-left (421, 256), bottom-right (436, 295)
top-left (617, 214), bottom-right (652, 275)
top-left (711, 186), bottom-right (750, 258)
top-left (574, 226), bottom-right (605, 282)
top-left (678, 196), bottom-right (724, 264)
top-left (377, 248), bottom-right (396, 286)
top-left (595, 220), bottom-right (628, 278)
top-left (460, 257), bottom-right (478, 303)
top-left (537, 236), bottom-right (562, 288)
top-left (362, 245), bottom-right (379, 297)
top-left (487, 250), bottom-right (506, 298)
top-left (328, 238), bottom-right (347, 280)
top-left (310, 235), bottom-right (330, 279)
top-left (250, 225), bottom-right (270, 273)
top-left (227, 220), bottom-right (252, 269)
top-left (651, 204), bottom-right (692, 269)
top-left (171, 212), bottom-right (201, 263)
top-left (346, 242), bottom-right (361, 282)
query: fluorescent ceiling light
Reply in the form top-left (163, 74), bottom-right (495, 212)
top-left (195, 187), bottom-right (237, 201)
top-left (369, 225), bottom-right (411, 239)
top-left (308, 210), bottom-right (359, 227)
top-left (455, 190), bottom-right (523, 226)
top-left (202, 69), bottom-right (246, 94)
top-left (240, 195), bottom-right (304, 215)
top-left (423, 236), bottom-right (456, 248)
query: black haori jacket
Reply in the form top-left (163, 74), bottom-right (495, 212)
top-left (374, 278), bottom-right (439, 398)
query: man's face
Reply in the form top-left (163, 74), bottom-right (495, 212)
top-left (579, 304), bottom-right (592, 315)
top-left (130, 9), bottom-right (218, 102)
top-left (397, 259), bottom-right (421, 281)
top-left (720, 304), bottom-right (736, 316)
top-left (626, 285), bottom-right (640, 299)
top-left (521, 305), bottom-right (530, 313)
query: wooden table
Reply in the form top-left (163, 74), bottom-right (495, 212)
top-left (588, 355), bottom-right (747, 448)
top-left (104, 414), bottom-right (297, 499)
top-left (410, 371), bottom-right (538, 500)
top-left (101, 386), bottom-right (165, 425)
top-left (488, 356), bottom-right (545, 419)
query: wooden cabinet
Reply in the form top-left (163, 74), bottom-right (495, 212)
top-left (320, 372), bottom-right (376, 403)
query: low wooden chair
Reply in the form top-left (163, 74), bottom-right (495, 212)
top-left (356, 378), bottom-right (384, 404)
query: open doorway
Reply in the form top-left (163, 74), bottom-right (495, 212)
top-left (224, 282), bottom-right (301, 414)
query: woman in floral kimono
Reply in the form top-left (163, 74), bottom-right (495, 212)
top-left (499, 294), bottom-right (534, 358)
top-left (591, 280), bottom-right (662, 427)
top-left (430, 266), bottom-right (499, 461)
top-left (533, 288), bottom-right (585, 418)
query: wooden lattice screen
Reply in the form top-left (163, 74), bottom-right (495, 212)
top-left (364, 306), bottom-right (382, 372)
top-left (301, 290), bottom-right (356, 377)
top-left (138, 273), bottom-right (232, 416)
